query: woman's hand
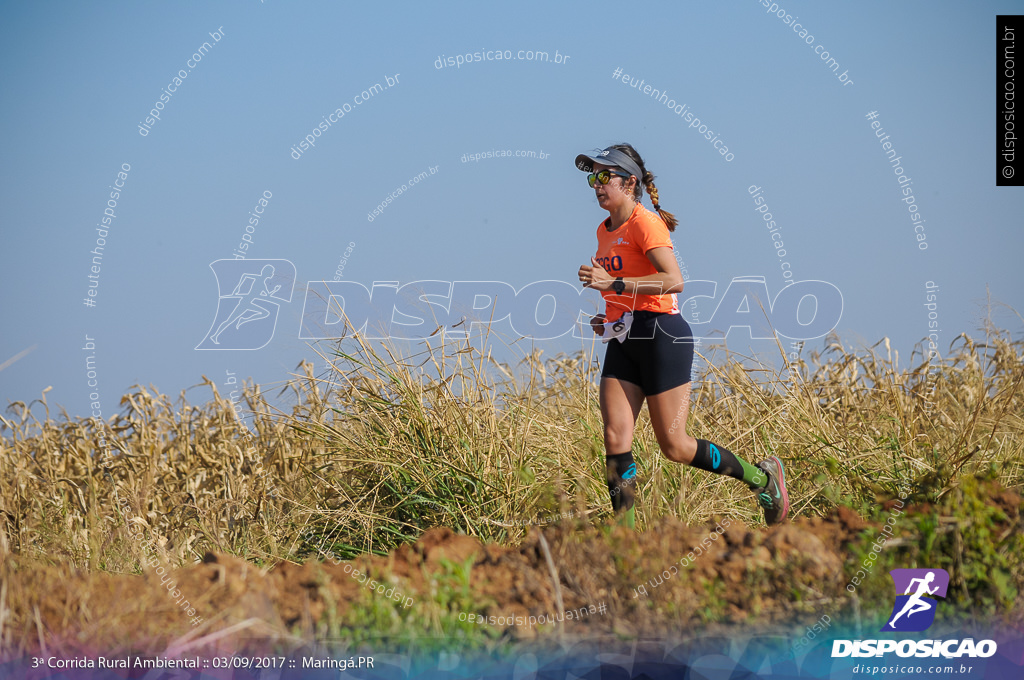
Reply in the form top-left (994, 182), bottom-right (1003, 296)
top-left (589, 313), bottom-right (606, 336)
top-left (578, 257), bottom-right (614, 291)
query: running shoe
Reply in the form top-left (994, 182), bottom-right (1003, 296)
top-left (755, 456), bottom-right (790, 525)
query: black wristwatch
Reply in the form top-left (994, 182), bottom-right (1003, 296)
top-left (612, 277), bottom-right (625, 295)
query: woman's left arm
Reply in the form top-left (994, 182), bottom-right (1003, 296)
top-left (639, 247), bottom-right (684, 295)
top-left (582, 248), bottom-right (683, 295)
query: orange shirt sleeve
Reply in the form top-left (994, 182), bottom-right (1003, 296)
top-left (632, 210), bottom-right (673, 254)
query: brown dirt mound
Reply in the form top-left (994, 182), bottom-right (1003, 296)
top-left (0, 508), bottom-right (877, 657)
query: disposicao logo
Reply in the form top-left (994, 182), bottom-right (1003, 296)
top-left (196, 260), bottom-right (296, 350)
top-left (832, 567), bottom-right (997, 659)
top-left (883, 568), bottom-right (948, 632)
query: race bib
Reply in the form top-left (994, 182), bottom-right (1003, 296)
top-left (602, 312), bottom-right (633, 343)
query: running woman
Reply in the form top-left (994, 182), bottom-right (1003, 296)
top-left (574, 144), bottom-right (789, 529)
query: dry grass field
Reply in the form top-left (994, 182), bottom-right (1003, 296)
top-left (1, 325), bottom-right (1021, 656)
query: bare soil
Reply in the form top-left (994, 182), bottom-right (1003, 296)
top-left (0, 506), bottom-right (889, 657)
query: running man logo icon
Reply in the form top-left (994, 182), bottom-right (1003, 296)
top-left (882, 568), bottom-right (950, 632)
top-left (196, 259), bottom-right (296, 350)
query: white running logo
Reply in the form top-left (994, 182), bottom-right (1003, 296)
top-left (888, 571), bottom-right (939, 628)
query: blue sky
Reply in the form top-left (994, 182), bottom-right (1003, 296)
top-left (1, 0), bottom-right (1022, 422)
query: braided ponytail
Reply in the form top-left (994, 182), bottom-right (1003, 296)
top-left (610, 143), bottom-right (680, 232)
top-left (643, 171), bottom-right (679, 232)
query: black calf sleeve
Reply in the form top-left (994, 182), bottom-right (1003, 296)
top-left (605, 450), bottom-right (636, 512)
top-left (690, 438), bottom-right (767, 488)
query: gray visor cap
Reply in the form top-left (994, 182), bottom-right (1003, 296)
top-left (574, 147), bottom-right (644, 184)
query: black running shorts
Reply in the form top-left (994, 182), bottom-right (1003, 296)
top-left (601, 311), bottom-right (694, 395)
